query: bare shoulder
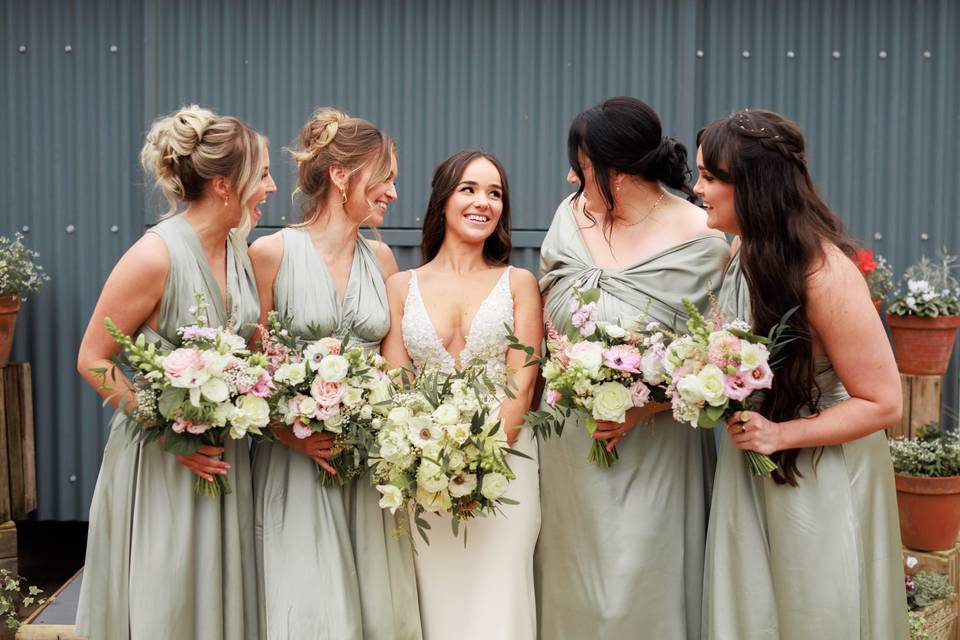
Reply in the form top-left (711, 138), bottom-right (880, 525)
top-left (508, 266), bottom-right (539, 295)
top-left (385, 269), bottom-right (413, 297)
top-left (807, 242), bottom-right (859, 291)
top-left (369, 239), bottom-right (399, 278)
top-left (248, 230), bottom-right (285, 267)
top-left (121, 231), bottom-right (170, 279)
top-left (665, 196), bottom-right (725, 241)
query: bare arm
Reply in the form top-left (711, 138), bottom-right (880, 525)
top-left (499, 269), bottom-right (543, 445)
top-left (372, 240), bottom-right (400, 280)
top-left (730, 244), bottom-right (902, 453)
top-left (381, 270), bottom-right (413, 372)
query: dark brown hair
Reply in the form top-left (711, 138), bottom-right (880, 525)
top-left (420, 150), bottom-right (512, 265)
top-left (568, 96), bottom-right (695, 239)
top-left (697, 108), bottom-right (857, 486)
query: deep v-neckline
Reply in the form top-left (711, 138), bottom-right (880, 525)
top-left (176, 216), bottom-right (232, 322)
top-left (411, 267), bottom-right (510, 368)
top-left (303, 229), bottom-right (360, 308)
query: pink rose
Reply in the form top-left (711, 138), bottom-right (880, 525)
top-left (722, 374), bottom-right (753, 402)
top-left (163, 348), bottom-right (209, 387)
top-left (311, 378), bottom-right (344, 408)
top-left (292, 419), bottom-right (312, 439)
top-left (603, 345), bottom-right (643, 374)
top-left (319, 337), bottom-right (341, 355)
top-left (744, 361), bottom-right (773, 390)
top-left (545, 389), bottom-right (562, 407)
top-left (629, 380), bottom-right (651, 406)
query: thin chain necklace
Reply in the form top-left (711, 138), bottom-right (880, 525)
top-left (615, 189), bottom-right (666, 227)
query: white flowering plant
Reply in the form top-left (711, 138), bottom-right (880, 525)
top-left (0, 232), bottom-right (50, 298)
top-left (889, 422), bottom-right (960, 477)
top-left (661, 299), bottom-right (798, 476)
top-left (887, 252), bottom-right (960, 317)
top-left (260, 312), bottom-right (394, 486)
top-left (95, 294), bottom-right (272, 496)
top-left (369, 364), bottom-right (524, 543)
top-left (508, 286), bottom-right (668, 468)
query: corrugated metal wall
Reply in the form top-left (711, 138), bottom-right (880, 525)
top-left (2, 0), bottom-right (956, 520)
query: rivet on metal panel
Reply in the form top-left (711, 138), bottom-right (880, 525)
top-left (786, 50), bottom-right (795, 59)
top-left (69, 475), bottom-right (77, 482)
top-left (741, 50), bottom-right (751, 59)
top-left (64, 44), bottom-right (73, 53)
top-left (696, 50), bottom-right (704, 58)
top-left (20, 226), bottom-right (29, 233)
top-left (921, 233), bottom-right (929, 241)
top-left (110, 45), bottom-right (118, 54)
top-left (923, 51), bottom-right (932, 59)
top-left (110, 225), bottom-right (119, 233)
top-left (280, 216), bottom-right (287, 222)
top-left (831, 51), bottom-right (840, 59)
top-left (879, 51), bottom-right (888, 59)
top-left (18, 45), bottom-right (27, 54)
top-left (66, 224), bottom-right (76, 234)
top-left (873, 232), bottom-right (883, 240)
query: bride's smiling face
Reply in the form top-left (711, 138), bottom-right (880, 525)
top-left (442, 158), bottom-right (504, 244)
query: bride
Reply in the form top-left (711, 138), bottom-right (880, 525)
top-left (381, 149), bottom-right (543, 639)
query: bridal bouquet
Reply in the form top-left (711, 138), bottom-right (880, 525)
top-left (369, 365), bottom-right (522, 542)
top-left (662, 299), bottom-right (793, 476)
top-left (98, 294), bottom-right (272, 496)
top-left (509, 287), bottom-right (668, 467)
top-left (261, 312), bottom-right (394, 486)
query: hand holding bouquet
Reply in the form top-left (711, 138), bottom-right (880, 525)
top-left (262, 312), bottom-right (394, 486)
top-left (663, 299), bottom-right (795, 476)
top-left (370, 365), bottom-right (524, 543)
top-left (509, 287), bottom-right (668, 467)
top-left (98, 294), bottom-right (272, 496)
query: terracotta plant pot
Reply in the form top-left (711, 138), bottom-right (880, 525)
top-left (0, 295), bottom-right (20, 367)
top-left (873, 299), bottom-right (883, 314)
top-left (895, 473), bottom-right (960, 551)
top-left (886, 314), bottom-right (960, 375)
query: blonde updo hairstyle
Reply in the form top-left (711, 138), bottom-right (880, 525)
top-left (290, 107), bottom-right (396, 226)
top-left (140, 105), bottom-right (266, 239)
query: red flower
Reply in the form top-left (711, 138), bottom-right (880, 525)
top-left (855, 248), bottom-right (877, 275)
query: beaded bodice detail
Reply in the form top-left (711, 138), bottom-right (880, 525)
top-left (402, 267), bottom-right (514, 376)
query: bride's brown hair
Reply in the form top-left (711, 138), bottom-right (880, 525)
top-left (419, 150), bottom-right (512, 266)
top-left (697, 109), bottom-right (856, 486)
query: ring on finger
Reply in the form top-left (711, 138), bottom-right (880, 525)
top-left (738, 424), bottom-right (748, 433)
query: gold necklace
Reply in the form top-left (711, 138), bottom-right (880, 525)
top-left (615, 189), bottom-right (666, 227)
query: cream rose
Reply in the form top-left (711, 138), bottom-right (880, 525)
top-left (591, 382), bottom-right (633, 423)
top-left (480, 472), bottom-right (509, 501)
top-left (318, 354), bottom-right (350, 382)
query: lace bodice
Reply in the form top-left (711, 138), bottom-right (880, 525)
top-left (402, 267), bottom-right (514, 376)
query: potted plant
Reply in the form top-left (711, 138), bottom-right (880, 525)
top-left (890, 423), bottom-right (960, 551)
top-left (856, 248), bottom-right (895, 313)
top-left (886, 251), bottom-right (960, 375)
top-left (906, 571), bottom-right (957, 640)
top-left (0, 233), bottom-right (49, 367)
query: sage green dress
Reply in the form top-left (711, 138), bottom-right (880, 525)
top-left (535, 200), bottom-right (729, 639)
top-left (76, 215), bottom-right (261, 640)
top-left (702, 250), bottom-right (908, 640)
top-left (251, 228), bottom-right (421, 640)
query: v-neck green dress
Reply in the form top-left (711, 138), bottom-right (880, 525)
top-left (702, 250), bottom-right (908, 640)
top-left (251, 227), bottom-right (421, 640)
top-left (535, 200), bottom-right (729, 639)
top-left (76, 215), bottom-right (261, 639)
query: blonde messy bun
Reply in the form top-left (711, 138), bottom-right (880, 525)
top-left (291, 107), bottom-right (395, 225)
top-left (140, 105), bottom-right (266, 238)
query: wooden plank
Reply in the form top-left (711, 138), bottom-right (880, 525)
top-left (891, 374), bottom-right (943, 439)
top-left (19, 364), bottom-right (35, 514)
top-left (0, 521), bottom-right (16, 559)
top-left (14, 626), bottom-right (81, 640)
top-left (4, 368), bottom-right (25, 517)
top-left (904, 543), bottom-right (960, 640)
top-left (0, 370), bottom-right (11, 522)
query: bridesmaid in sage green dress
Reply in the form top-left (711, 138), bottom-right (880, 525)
top-left (248, 108), bottom-right (421, 640)
top-left (695, 109), bottom-right (907, 639)
top-left (75, 106), bottom-right (274, 639)
top-left (536, 97), bottom-right (728, 639)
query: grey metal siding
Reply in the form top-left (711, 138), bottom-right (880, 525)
top-left (1, 0), bottom-right (956, 520)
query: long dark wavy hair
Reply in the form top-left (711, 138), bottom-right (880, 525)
top-left (697, 109), bottom-right (857, 486)
top-left (568, 96), bottom-right (696, 241)
top-left (420, 149), bottom-right (512, 265)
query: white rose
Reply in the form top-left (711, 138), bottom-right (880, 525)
top-left (640, 350), bottom-right (667, 385)
top-left (696, 364), bottom-right (727, 407)
top-left (447, 448), bottom-right (467, 471)
top-left (378, 429), bottom-right (411, 465)
top-left (376, 484), bottom-right (404, 514)
top-left (388, 406), bottom-right (412, 427)
top-left (367, 380), bottom-right (392, 408)
top-left (341, 385), bottom-right (364, 407)
top-left (323, 413), bottom-right (344, 434)
top-left (591, 382), bottom-right (633, 423)
top-left (601, 322), bottom-right (627, 339)
top-left (318, 354), bottom-right (350, 382)
top-left (359, 405), bottom-right (374, 420)
top-left (299, 397), bottom-right (318, 418)
top-left (448, 472), bottom-right (478, 498)
top-left (676, 374), bottom-right (705, 404)
top-left (230, 395), bottom-right (270, 438)
top-left (542, 360), bottom-right (562, 381)
top-left (211, 402), bottom-right (236, 427)
top-left (433, 403), bottom-right (460, 425)
top-left (201, 377), bottom-right (229, 403)
top-left (738, 342), bottom-right (769, 371)
top-left (481, 472), bottom-right (509, 501)
top-left (415, 486), bottom-right (452, 513)
top-left (275, 362), bottom-right (307, 385)
top-left (218, 331), bottom-right (247, 354)
top-left (567, 341), bottom-right (605, 377)
top-left (417, 463), bottom-right (449, 493)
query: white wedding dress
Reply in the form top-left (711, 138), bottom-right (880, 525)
top-left (401, 267), bottom-right (541, 640)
